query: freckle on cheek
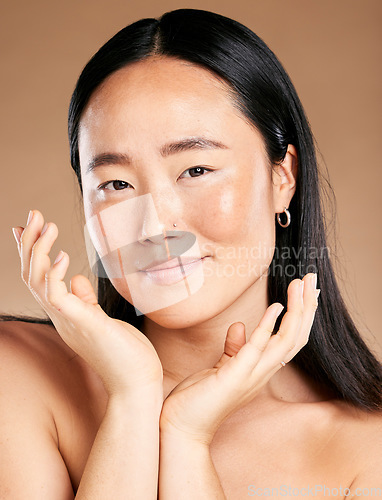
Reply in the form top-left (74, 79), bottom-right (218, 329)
top-left (195, 190), bottom-right (244, 242)
top-left (218, 189), bottom-right (236, 215)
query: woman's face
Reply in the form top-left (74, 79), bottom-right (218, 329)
top-left (78, 57), bottom-right (292, 328)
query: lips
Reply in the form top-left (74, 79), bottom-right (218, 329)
top-left (142, 256), bottom-right (206, 287)
top-left (140, 256), bottom-right (204, 272)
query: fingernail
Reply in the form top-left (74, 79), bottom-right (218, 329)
top-left (276, 304), bottom-right (284, 316)
top-left (41, 223), bottom-right (49, 235)
top-left (12, 227), bottom-right (21, 244)
top-left (311, 273), bottom-right (317, 288)
top-left (54, 251), bottom-right (64, 264)
top-left (315, 289), bottom-right (321, 299)
top-left (27, 210), bottom-right (34, 225)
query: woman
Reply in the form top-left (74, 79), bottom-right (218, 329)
top-left (3, 7), bottom-right (382, 498)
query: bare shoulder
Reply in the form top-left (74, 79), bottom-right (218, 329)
top-left (0, 320), bottom-right (108, 495)
top-left (327, 399), bottom-right (382, 486)
top-left (280, 397), bottom-right (382, 488)
top-left (0, 318), bottom-right (75, 358)
top-left (0, 320), bottom-right (78, 497)
top-left (0, 319), bottom-right (59, 400)
top-left (0, 320), bottom-right (80, 397)
top-left (306, 398), bottom-right (382, 451)
top-left (0, 320), bottom-right (82, 435)
top-left (0, 319), bottom-right (104, 407)
top-left (332, 399), bottom-right (382, 443)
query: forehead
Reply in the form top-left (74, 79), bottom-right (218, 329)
top-left (82, 56), bottom-right (237, 117)
top-left (80, 57), bottom-right (243, 133)
top-left (78, 56), bottom-right (265, 171)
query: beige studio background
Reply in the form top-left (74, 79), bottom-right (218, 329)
top-left (1, 0), bottom-right (381, 359)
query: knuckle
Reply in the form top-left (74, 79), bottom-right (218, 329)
top-left (46, 290), bottom-right (58, 307)
top-left (45, 268), bottom-right (54, 280)
top-left (254, 340), bottom-right (268, 353)
top-left (250, 325), bottom-right (274, 348)
top-left (32, 238), bottom-right (43, 251)
top-left (276, 328), bottom-right (286, 340)
top-left (289, 306), bottom-right (303, 317)
top-left (287, 342), bottom-right (297, 352)
top-left (44, 276), bottom-right (59, 308)
top-left (275, 331), bottom-right (296, 352)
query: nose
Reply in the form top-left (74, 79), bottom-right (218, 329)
top-left (136, 192), bottom-right (176, 246)
top-left (138, 224), bottom-right (166, 245)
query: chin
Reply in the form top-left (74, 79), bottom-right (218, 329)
top-left (142, 290), bottom-right (217, 330)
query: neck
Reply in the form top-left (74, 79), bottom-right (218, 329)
top-left (142, 276), bottom-right (272, 398)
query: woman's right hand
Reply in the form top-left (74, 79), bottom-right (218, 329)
top-left (12, 209), bottom-right (163, 397)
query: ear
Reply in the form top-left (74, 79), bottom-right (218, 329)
top-left (272, 144), bottom-right (298, 213)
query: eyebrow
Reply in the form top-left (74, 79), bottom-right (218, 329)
top-left (85, 137), bottom-right (229, 174)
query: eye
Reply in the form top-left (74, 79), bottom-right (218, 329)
top-left (179, 166), bottom-right (213, 179)
top-left (97, 180), bottom-right (131, 191)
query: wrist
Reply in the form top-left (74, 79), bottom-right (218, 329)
top-left (108, 382), bottom-right (164, 409)
top-left (160, 425), bottom-right (213, 448)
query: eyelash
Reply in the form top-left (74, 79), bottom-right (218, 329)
top-left (97, 166), bottom-right (213, 191)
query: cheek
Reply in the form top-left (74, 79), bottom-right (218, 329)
top-left (191, 171), bottom-right (275, 246)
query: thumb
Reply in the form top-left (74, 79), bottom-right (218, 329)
top-left (70, 274), bottom-right (100, 306)
top-left (214, 322), bottom-right (246, 369)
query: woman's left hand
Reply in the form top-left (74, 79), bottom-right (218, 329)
top-left (159, 274), bottom-right (319, 445)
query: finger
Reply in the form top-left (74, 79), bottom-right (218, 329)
top-left (286, 273), bottom-right (318, 359)
top-left (28, 221), bottom-right (59, 302)
top-left (14, 214), bottom-right (61, 325)
top-left (70, 274), bottom-right (99, 306)
top-left (255, 279), bottom-right (304, 372)
top-left (45, 251), bottom-right (105, 328)
top-left (19, 210), bottom-right (46, 287)
top-left (259, 275), bottom-right (317, 382)
top-left (214, 322), bottom-right (246, 369)
top-left (224, 322), bottom-right (246, 357)
top-left (231, 302), bottom-right (284, 371)
top-left (248, 302), bottom-right (284, 349)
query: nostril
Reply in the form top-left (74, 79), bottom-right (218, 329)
top-left (137, 232), bottom-right (166, 246)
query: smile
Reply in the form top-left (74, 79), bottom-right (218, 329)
top-left (141, 257), bottom-right (206, 286)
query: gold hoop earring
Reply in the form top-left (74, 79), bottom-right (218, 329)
top-left (277, 207), bottom-right (291, 228)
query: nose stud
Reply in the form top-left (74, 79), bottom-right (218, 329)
top-left (173, 223), bottom-right (177, 227)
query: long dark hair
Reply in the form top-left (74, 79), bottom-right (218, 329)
top-left (3, 8), bottom-right (381, 411)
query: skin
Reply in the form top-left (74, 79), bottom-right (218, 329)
top-left (6, 56), bottom-right (382, 498)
